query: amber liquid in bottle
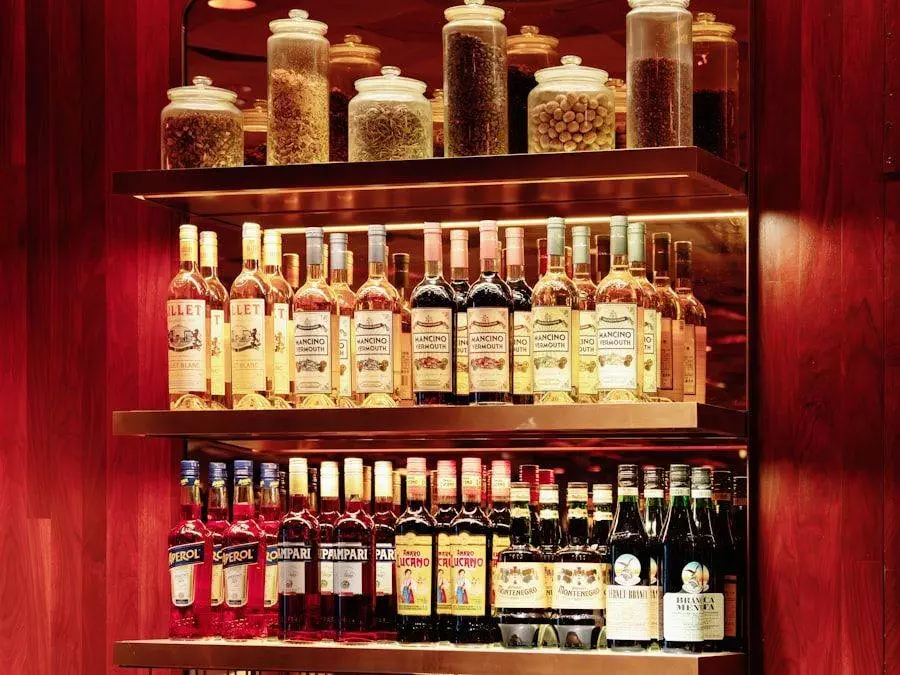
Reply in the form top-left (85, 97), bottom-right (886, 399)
top-left (263, 230), bottom-right (293, 406)
top-left (200, 230), bottom-right (230, 408)
top-left (628, 221), bottom-right (660, 400)
top-left (506, 227), bottom-right (534, 405)
top-left (329, 233), bottom-right (357, 407)
top-left (392, 253), bottom-right (414, 406)
top-left (572, 226), bottom-right (599, 403)
top-left (652, 233), bottom-right (685, 401)
top-left (675, 241), bottom-right (708, 403)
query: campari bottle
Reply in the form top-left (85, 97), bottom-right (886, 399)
top-left (450, 229), bottom-right (471, 404)
top-left (205, 462), bottom-right (230, 636)
top-left (373, 460), bottom-right (398, 640)
top-left (505, 227), bottom-right (534, 404)
top-left (168, 460), bottom-right (213, 638)
top-left (435, 459), bottom-right (459, 641)
top-left (316, 461), bottom-right (342, 639)
top-left (259, 462), bottom-right (283, 636)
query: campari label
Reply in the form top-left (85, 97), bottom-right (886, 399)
top-left (169, 542), bottom-right (205, 608)
top-left (318, 543), bottom-right (336, 595)
top-left (230, 299), bottom-right (266, 394)
top-left (512, 310), bottom-right (533, 395)
top-left (211, 544), bottom-right (224, 607)
top-left (167, 300), bottom-right (206, 393)
top-left (449, 532), bottom-right (488, 615)
top-left (396, 533), bottom-right (434, 617)
top-left (330, 543), bottom-right (369, 597)
top-left (376, 543), bottom-right (395, 597)
top-left (294, 311), bottom-right (333, 394)
top-left (468, 308), bottom-right (510, 393)
top-left (354, 310), bottom-right (394, 394)
top-left (596, 302), bottom-right (638, 390)
top-left (411, 308), bottom-right (453, 392)
top-left (278, 543), bottom-right (312, 595)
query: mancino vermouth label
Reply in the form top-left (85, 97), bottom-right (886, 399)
top-left (467, 308), bottom-right (510, 393)
top-left (354, 310), bottom-right (394, 394)
top-left (411, 308), bottom-right (453, 393)
top-left (294, 311), bottom-right (332, 394)
top-left (596, 303), bottom-right (638, 391)
top-left (532, 306), bottom-right (573, 393)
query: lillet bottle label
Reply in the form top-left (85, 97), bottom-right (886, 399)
top-left (230, 299), bottom-right (266, 394)
top-left (166, 300), bottom-right (206, 394)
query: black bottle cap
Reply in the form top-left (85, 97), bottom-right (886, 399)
top-left (691, 466), bottom-right (712, 489)
top-left (669, 464), bottom-right (691, 488)
top-left (617, 464), bottom-right (639, 488)
top-left (643, 465), bottom-right (664, 490)
top-left (712, 470), bottom-right (732, 494)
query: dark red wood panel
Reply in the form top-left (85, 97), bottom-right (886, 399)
top-left (886, 182), bottom-right (900, 675)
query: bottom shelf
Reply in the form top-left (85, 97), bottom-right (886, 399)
top-left (114, 639), bottom-right (745, 674)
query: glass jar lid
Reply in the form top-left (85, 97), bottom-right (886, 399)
top-left (444, 0), bottom-right (504, 24)
top-left (507, 25), bottom-right (559, 56)
top-left (354, 66), bottom-right (427, 95)
top-left (243, 99), bottom-right (267, 132)
top-left (431, 89), bottom-right (445, 122)
top-left (166, 75), bottom-right (238, 104)
top-left (269, 9), bottom-right (328, 36)
top-left (628, 0), bottom-right (690, 9)
top-left (534, 55), bottom-right (609, 87)
top-left (692, 12), bottom-right (736, 40)
top-left (330, 34), bottom-right (381, 65)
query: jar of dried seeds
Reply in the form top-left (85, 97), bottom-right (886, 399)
top-left (242, 98), bottom-right (268, 165)
top-left (267, 9), bottom-right (330, 165)
top-left (329, 34), bottom-right (382, 162)
top-left (160, 76), bottom-right (243, 169)
top-left (528, 55), bottom-right (615, 153)
top-left (348, 66), bottom-right (432, 162)
top-left (692, 13), bottom-right (738, 162)
top-left (443, 0), bottom-right (508, 157)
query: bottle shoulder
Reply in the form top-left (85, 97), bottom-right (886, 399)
top-left (410, 277), bottom-right (457, 308)
top-left (230, 269), bottom-right (270, 300)
top-left (203, 275), bottom-right (229, 303)
top-left (467, 273), bottom-right (513, 307)
top-left (268, 273), bottom-right (293, 303)
top-left (168, 270), bottom-right (209, 301)
top-left (356, 278), bottom-right (401, 308)
top-left (596, 272), bottom-right (640, 303)
top-left (294, 280), bottom-right (337, 308)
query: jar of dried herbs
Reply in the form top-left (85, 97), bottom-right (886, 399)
top-left (348, 66), bottom-right (432, 162)
top-left (267, 9), bottom-right (330, 165)
top-left (626, 0), bottom-right (693, 148)
top-left (329, 34), bottom-right (382, 162)
top-left (528, 55), bottom-right (615, 153)
top-left (442, 0), bottom-right (508, 157)
top-left (507, 25), bottom-right (558, 154)
top-left (160, 76), bottom-right (243, 169)
top-left (692, 13), bottom-right (738, 162)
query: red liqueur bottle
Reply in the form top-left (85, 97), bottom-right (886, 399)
top-left (259, 462), bottom-right (283, 636)
top-left (373, 460), bottom-right (398, 640)
top-left (205, 462), bottom-right (230, 635)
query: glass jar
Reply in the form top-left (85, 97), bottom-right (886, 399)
top-left (443, 0), bottom-right (508, 157)
top-left (626, 0), bottom-right (693, 147)
top-left (507, 25), bottom-right (558, 154)
top-left (329, 34), bottom-right (382, 162)
top-left (607, 77), bottom-right (627, 148)
top-left (527, 55), bottom-right (614, 153)
top-left (160, 76), bottom-right (243, 169)
top-left (267, 9), bottom-right (330, 165)
top-left (349, 66), bottom-right (432, 162)
top-left (431, 88), bottom-right (446, 157)
top-left (692, 12), bottom-right (738, 162)
top-left (242, 98), bottom-right (267, 165)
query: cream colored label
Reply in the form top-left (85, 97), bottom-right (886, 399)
top-left (294, 311), bottom-right (332, 394)
top-left (695, 326), bottom-right (707, 403)
top-left (606, 586), bottom-right (660, 641)
top-left (399, 325), bottom-right (412, 401)
top-left (209, 308), bottom-right (226, 396)
top-left (468, 308), bottom-right (510, 393)
top-left (412, 308), bottom-right (453, 393)
top-left (339, 315), bottom-right (351, 398)
top-left (211, 546), bottom-right (224, 606)
top-left (578, 310), bottom-right (599, 396)
top-left (496, 562), bottom-right (547, 609)
top-left (376, 543), bottom-right (395, 596)
top-left (437, 532), bottom-right (454, 614)
top-left (396, 533), bottom-right (434, 617)
top-left (354, 310), bottom-right (394, 394)
top-left (532, 307), bottom-right (574, 393)
top-left (659, 317), bottom-right (675, 390)
top-left (230, 299), bottom-right (266, 394)
top-left (552, 562), bottom-right (604, 610)
top-left (663, 592), bottom-right (724, 642)
top-left (513, 310), bottom-right (533, 395)
top-left (270, 302), bottom-right (291, 394)
top-left (450, 532), bottom-right (488, 616)
top-left (455, 313), bottom-right (469, 396)
top-left (684, 324), bottom-right (697, 396)
top-left (642, 307), bottom-right (658, 395)
top-left (264, 548), bottom-right (278, 607)
top-left (167, 300), bottom-right (207, 394)
top-left (597, 302), bottom-right (638, 391)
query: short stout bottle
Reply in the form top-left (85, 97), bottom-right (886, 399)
top-left (206, 462), bottom-right (230, 636)
top-left (606, 464), bottom-right (658, 651)
top-left (278, 457), bottom-right (319, 642)
top-left (410, 223), bottom-right (456, 404)
top-left (167, 224), bottom-right (210, 409)
top-left (329, 233), bottom-right (357, 406)
top-left (168, 460), bottom-right (213, 638)
top-left (531, 217), bottom-right (578, 404)
top-left (675, 241), bottom-right (707, 403)
top-left (712, 470), bottom-right (740, 651)
top-left (263, 230), bottom-right (294, 406)
top-left (467, 221), bottom-right (514, 405)
top-left (505, 227), bottom-right (534, 404)
top-left (373, 460), bottom-right (397, 640)
top-left (488, 460), bottom-right (512, 627)
top-left (537, 483), bottom-right (562, 642)
top-left (692, 467), bottom-right (723, 652)
top-left (435, 459), bottom-right (459, 640)
top-left (259, 463), bottom-right (283, 636)
top-left (391, 253), bottom-right (414, 405)
top-left (450, 230), bottom-right (471, 404)
top-left (652, 233), bottom-right (685, 401)
top-left (595, 233), bottom-right (611, 283)
top-left (495, 482), bottom-right (546, 648)
top-left (395, 457), bottom-right (437, 643)
top-left (200, 230), bottom-right (230, 408)
top-left (316, 460), bottom-right (342, 639)
top-left (572, 226), bottom-right (599, 403)
top-left (628, 221), bottom-right (660, 400)
top-left (450, 457), bottom-right (495, 643)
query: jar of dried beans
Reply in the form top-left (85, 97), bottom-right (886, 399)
top-left (442, 0), bottom-right (508, 157)
top-left (507, 25), bottom-right (558, 154)
top-left (329, 34), bottom-right (382, 162)
top-left (267, 9), bottom-right (330, 165)
top-left (528, 55), bottom-right (615, 153)
top-left (692, 13), bottom-right (738, 162)
top-left (348, 66), bottom-right (432, 162)
top-left (160, 76), bottom-right (243, 169)
top-left (626, 0), bottom-right (693, 148)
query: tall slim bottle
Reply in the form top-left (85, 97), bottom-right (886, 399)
top-left (595, 234), bottom-right (611, 283)
top-left (373, 460), bottom-right (397, 640)
top-left (467, 221), bottom-right (514, 405)
top-left (316, 461), bottom-right (341, 639)
top-left (643, 465), bottom-right (666, 646)
top-left (450, 230), bottom-right (471, 404)
top-left (392, 253), bottom-right (414, 406)
top-left (692, 467), bottom-right (723, 652)
top-left (259, 463), bottom-right (282, 636)
top-left (167, 224), bottom-right (209, 409)
top-left (652, 233), bottom-right (685, 401)
top-left (488, 460), bottom-right (512, 627)
top-left (506, 227), bottom-right (534, 404)
top-left (293, 227), bottom-right (339, 408)
top-left (283, 252), bottom-right (301, 291)
top-left (712, 470), bottom-right (740, 651)
top-left (675, 241), bottom-right (708, 403)
top-left (329, 233), bottom-right (357, 407)
top-left (206, 462), bottom-right (230, 636)
top-left (732, 474), bottom-right (747, 652)
top-left (200, 230), bottom-right (230, 408)
top-left (537, 482), bottom-right (562, 637)
top-left (263, 230), bottom-right (293, 406)
top-left (435, 459), bottom-right (459, 640)
top-left (628, 221), bottom-right (660, 400)
top-left (573, 226), bottom-right (599, 402)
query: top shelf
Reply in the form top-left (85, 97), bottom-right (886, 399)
top-left (112, 148), bottom-right (747, 228)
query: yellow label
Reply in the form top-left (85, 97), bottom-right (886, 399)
top-left (230, 298), bottom-right (266, 394)
top-left (209, 308), bottom-right (226, 396)
top-left (532, 306), bottom-right (574, 393)
top-left (437, 532), bottom-right (454, 614)
top-left (513, 310), bottom-right (533, 395)
top-left (449, 532), bottom-right (488, 616)
top-left (578, 310), bottom-right (599, 396)
top-left (167, 299), bottom-right (207, 394)
top-left (495, 562), bottom-right (547, 609)
top-left (491, 533), bottom-right (511, 612)
top-left (412, 308), bottom-right (453, 392)
top-left (597, 303), bottom-right (638, 392)
top-left (468, 308), bottom-right (510, 393)
top-left (396, 533), bottom-right (434, 617)
top-left (455, 313), bottom-right (469, 396)
top-left (642, 307), bottom-right (658, 395)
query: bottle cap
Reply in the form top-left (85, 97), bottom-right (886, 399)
top-left (691, 466), bottom-right (712, 489)
top-left (288, 457), bottom-right (309, 496)
top-left (609, 216), bottom-right (627, 256)
top-left (305, 227), bottom-right (324, 266)
top-left (669, 463), bottom-right (691, 487)
top-left (261, 462), bottom-right (279, 480)
top-left (478, 221), bottom-right (498, 260)
top-left (199, 230), bottom-right (216, 246)
top-left (592, 483), bottom-right (614, 504)
top-left (539, 468), bottom-right (555, 485)
top-left (423, 222), bottom-right (442, 235)
top-left (320, 460), bottom-right (339, 498)
top-left (461, 457), bottom-right (482, 475)
top-left (627, 221), bottom-right (646, 264)
top-left (643, 466), bottom-right (664, 490)
top-left (242, 222), bottom-right (261, 238)
top-left (510, 481), bottom-right (531, 503)
top-left (617, 464), bottom-right (639, 488)
top-left (572, 225), bottom-right (591, 265)
top-left (329, 232), bottom-right (347, 271)
top-left (180, 460), bottom-right (200, 479)
top-left (345, 457), bottom-right (363, 475)
top-left (407, 457), bottom-right (427, 474)
top-left (374, 460), bottom-right (393, 498)
top-left (450, 229), bottom-right (469, 269)
top-left (490, 460), bottom-right (511, 499)
top-left (209, 461), bottom-right (227, 482)
top-left (368, 225), bottom-right (386, 263)
top-left (567, 481), bottom-right (588, 502)
top-left (539, 483), bottom-right (558, 504)
top-left (234, 459), bottom-right (253, 480)
top-left (712, 469), bottom-right (732, 493)
top-left (734, 475), bottom-right (748, 498)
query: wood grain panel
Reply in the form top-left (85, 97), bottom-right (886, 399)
top-left (885, 182), bottom-right (900, 675)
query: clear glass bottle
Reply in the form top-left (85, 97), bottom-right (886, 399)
top-left (267, 9), bottom-right (330, 165)
top-left (595, 233), bottom-right (611, 283)
top-left (652, 233), bottom-right (685, 401)
top-left (572, 226), bottom-right (599, 402)
top-left (373, 461), bottom-right (397, 640)
top-left (450, 230), bottom-right (471, 404)
top-left (391, 253), bottom-right (414, 406)
top-left (506, 227), bottom-right (534, 405)
top-left (692, 13), bottom-right (739, 162)
top-left (263, 231), bottom-right (294, 407)
top-left (675, 241), bottom-right (707, 403)
top-left (626, 0), bottom-right (693, 147)
top-left (443, 0), bottom-right (508, 157)
top-left (507, 25), bottom-right (559, 154)
top-left (431, 89), bottom-right (446, 157)
top-left (242, 98), bottom-right (268, 166)
top-left (628, 221), bottom-right (660, 400)
top-left (329, 233), bottom-right (357, 407)
top-left (329, 34), bottom-right (382, 162)
top-left (200, 231), bottom-right (230, 409)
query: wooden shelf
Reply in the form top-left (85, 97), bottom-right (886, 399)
top-left (111, 148), bottom-right (747, 227)
top-left (113, 639), bottom-right (745, 674)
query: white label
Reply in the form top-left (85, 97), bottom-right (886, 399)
top-left (270, 302), bottom-right (291, 394)
top-left (335, 562), bottom-right (363, 596)
top-left (265, 549), bottom-right (279, 607)
top-left (468, 308), bottom-right (510, 393)
top-left (319, 543), bottom-right (336, 595)
top-left (339, 315), bottom-right (352, 398)
top-left (376, 543), bottom-right (395, 596)
top-left (642, 308), bottom-right (658, 395)
top-left (456, 313), bottom-right (469, 396)
top-left (230, 298), bottom-right (266, 394)
top-left (532, 307), bottom-right (573, 393)
top-left (354, 310), bottom-right (394, 394)
top-left (225, 564), bottom-right (249, 608)
top-left (578, 310), bottom-right (599, 396)
top-left (663, 592), bottom-right (724, 642)
top-left (645, 488), bottom-right (665, 499)
top-left (695, 326), bottom-right (707, 403)
top-left (684, 324), bottom-right (697, 396)
top-left (606, 585), bottom-right (661, 641)
top-left (512, 310), bottom-right (533, 395)
top-left (411, 308), bottom-right (453, 392)
top-left (597, 303), bottom-right (638, 391)
top-left (659, 316), bottom-right (675, 390)
top-left (211, 545), bottom-right (224, 607)
top-left (209, 308), bottom-right (226, 396)
top-left (279, 543), bottom-right (312, 595)
top-left (167, 299), bottom-right (207, 393)
top-left (551, 562), bottom-right (604, 610)
top-left (294, 311), bottom-right (333, 394)
top-left (168, 542), bottom-right (204, 608)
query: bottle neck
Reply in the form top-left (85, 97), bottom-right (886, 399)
top-left (289, 492), bottom-right (310, 513)
top-left (320, 495), bottom-right (341, 513)
top-left (630, 262), bottom-right (648, 280)
top-left (243, 257), bottom-right (260, 272)
top-left (654, 273), bottom-right (672, 288)
top-left (424, 259), bottom-right (443, 278)
top-left (611, 252), bottom-right (630, 272)
top-left (573, 262), bottom-right (591, 279)
top-left (611, 495), bottom-right (643, 532)
top-left (306, 263), bottom-right (324, 282)
top-left (264, 263), bottom-right (282, 277)
top-left (547, 252), bottom-right (565, 274)
top-left (199, 265), bottom-right (218, 279)
top-left (451, 266), bottom-right (469, 282)
top-left (232, 483), bottom-right (256, 521)
top-left (507, 263), bottom-right (524, 281)
top-left (260, 484), bottom-right (280, 521)
top-left (509, 510), bottom-right (531, 545)
top-left (208, 485), bottom-right (229, 521)
top-left (567, 508), bottom-right (589, 545)
top-left (676, 275), bottom-right (693, 292)
top-left (180, 258), bottom-right (200, 274)
top-left (331, 268), bottom-right (348, 285)
top-left (180, 484), bottom-right (203, 520)
top-left (374, 496), bottom-right (393, 513)
top-left (481, 257), bottom-right (498, 274)
top-left (368, 260), bottom-right (386, 280)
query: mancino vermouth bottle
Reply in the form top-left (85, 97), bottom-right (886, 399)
top-left (329, 233), bottom-right (357, 407)
top-left (450, 229), bottom-right (471, 404)
top-left (505, 227), bottom-right (534, 405)
top-left (263, 230), bottom-right (294, 406)
top-left (628, 221), bottom-right (660, 400)
top-left (199, 230), bottom-right (230, 408)
top-left (572, 226), bottom-right (599, 403)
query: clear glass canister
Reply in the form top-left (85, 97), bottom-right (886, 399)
top-left (626, 0), bottom-right (693, 147)
top-left (161, 76), bottom-right (243, 169)
top-left (507, 25), bottom-right (559, 154)
top-left (329, 34), bottom-right (382, 162)
top-left (348, 66), bottom-right (433, 162)
top-left (692, 12), bottom-right (738, 162)
top-left (606, 77), bottom-right (627, 148)
top-left (243, 98), bottom-right (267, 165)
top-left (431, 88), bottom-right (446, 157)
top-left (267, 9), bottom-right (330, 165)
top-left (528, 55), bottom-right (614, 153)
top-left (443, 0), bottom-right (508, 157)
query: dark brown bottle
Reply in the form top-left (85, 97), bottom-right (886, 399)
top-left (373, 461), bottom-right (397, 640)
top-left (537, 483), bottom-right (562, 642)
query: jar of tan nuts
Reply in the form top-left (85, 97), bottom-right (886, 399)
top-left (527, 55), bottom-right (614, 153)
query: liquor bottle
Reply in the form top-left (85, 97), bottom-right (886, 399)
top-left (712, 470), bottom-right (740, 651)
top-left (278, 457), bottom-right (319, 642)
top-left (229, 223), bottom-right (272, 409)
top-left (308, 466), bottom-right (319, 515)
top-left (643, 465), bottom-right (666, 646)
top-left (506, 227), bottom-right (534, 404)
top-left (316, 461), bottom-right (341, 639)
top-left (396, 457), bottom-right (437, 643)
top-left (451, 457), bottom-right (494, 643)
top-left (392, 253), bottom-right (414, 405)
top-left (628, 221), bottom-right (660, 400)
top-left (495, 482), bottom-right (546, 648)
top-left (259, 462), bottom-right (282, 636)
top-left (222, 460), bottom-right (267, 638)
top-left (572, 226), bottom-right (599, 403)
top-left (329, 233), bottom-right (357, 407)
top-left (200, 230), bottom-right (230, 408)
top-left (450, 230), bottom-right (471, 404)
top-left (518, 465), bottom-right (541, 548)
top-left (652, 233), bottom-right (685, 401)
top-left (354, 225), bottom-right (402, 407)
top-left (606, 464), bottom-right (657, 651)
top-left (691, 467), bottom-right (723, 652)
top-left (168, 460), bottom-right (213, 638)
top-left (393, 470), bottom-right (403, 513)
top-left (595, 233), bottom-right (611, 283)
top-left (675, 241), bottom-right (708, 403)
top-left (346, 249), bottom-right (355, 287)
top-left (467, 221), bottom-right (514, 405)
top-left (283, 252), bottom-right (301, 291)
top-left (167, 224), bottom-right (209, 409)
top-left (206, 462), bottom-right (230, 635)
top-left (532, 217), bottom-right (578, 404)
top-left (334, 458), bottom-right (376, 642)
top-left (589, 483), bottom-right (614, 552)
top-left (263, 230), bottom-right (293, 406)
top-left (292, 227), bottom-right (339, 408)
top-left (488, 460), bottom-right (512, 625)
top-left (363, 465), bottom-right (373, 514)
top-left (410, 223), bottom-right (457, 405)
top-left (279, 470), bottom-right (288, 514)
top-left (732, 474), bottom-right (747, 652)
top-left (595, 216), bottom-right (643, 401)
top-left (435, 459), bottom-right (459, 640)
top-left (373, 460), bottom-right (397, 640)
top-left (537, 482), bottom-right (562, 635)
